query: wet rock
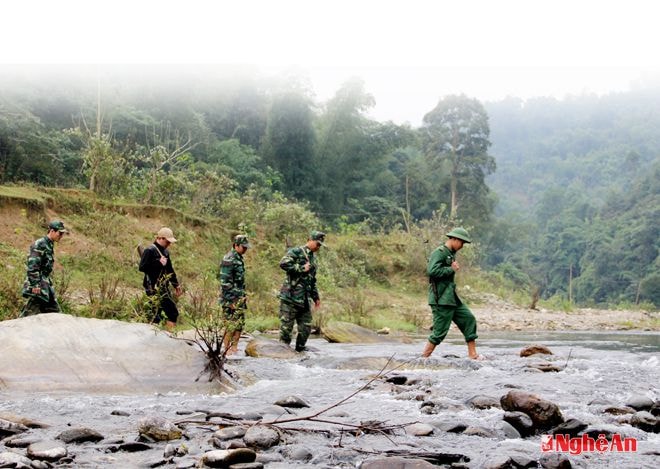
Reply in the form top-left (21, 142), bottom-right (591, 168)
top-left (111, 409), bottom-right (130, 416)
top-left (630, 411), bottom-right (658, 433)
top-left (520, 344), bottom-right (553, 357)
top-left (208, 411), bottom-right (262, 422)
top-left (500, 390), bottom-right (564, 432)
top-left (137, 415), bottom-right (183, 441)
top-left (467, 395), bottom-right (501, 409)
top-left (274, 395), bottom-right (310, 408)
top-left (430, 420), bottom-right (468, 433)
top-left (0, 413), bottom-right (49, 429)
top-left (603, 406), bottom-right (636, 415)
top-left (56, 426), bottom-right (104, 443)
top-left (214, 426), bottom-right (247, 440)
top-left (503, 411), bottom-right (534, 437)
top-left (0, 451), bottom-right (34, 467)
top-left (201, 448), bottom-right (257, 467)
top-left (30, 460), bottom-right (51, 469)
top-left (27, 440), bottom-right (68, 461)
top-left (651, 402), bottom-right (660, 417)
top-left (2, 434), bottom-right (40, 447)
top-left (284, 444), bottom-right (313, 461)
top-left (539, 452), bottom-right (572, 468)
top-left (386, 375), bottom-right (408, 385)
top-left (0, 417), bottom-right (29, 437)
top-left (525, 363), bottom-right (562, 373)
top-left (626, 395), bottom-right (654, 411)
top-left (322, 321), bottom-right (398, 343)
top-left (550, 418), bottom-right (587, 437)
top-left (164, 444), bottom-right (176, 458)
top-left (463, 426), bottom-right (497, 438)
top-left (114, 441), bottom-right (153, 452)
top-left (361, 457), bottom-right (437, 468)
top-left (244, 337), bottom-right (297, 359)
top-left (499, 421), bottom-right (521, 439)
top-left (243, 425), bottom-right (280, 449)
top-left (405, 423), bottom-right (434, 436)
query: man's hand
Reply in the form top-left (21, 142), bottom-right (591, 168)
top-left (159, 256), bottom-right (167, 266)
top-left (314, 299), bottom-right (321, 308)
top-left (31, 287), bottom-right (41, 295)
top-left (175, 285), bottom-right (183, 297)
top-left (451, 260), bottom-right (460, 271)
top-left (303, 262), bottom-right (311, 272)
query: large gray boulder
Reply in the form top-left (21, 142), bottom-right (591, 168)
top-left (0, 314), bottom-right (213, 393)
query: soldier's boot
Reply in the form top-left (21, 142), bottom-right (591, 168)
top-left (421, 341), bottom-right (436, 358)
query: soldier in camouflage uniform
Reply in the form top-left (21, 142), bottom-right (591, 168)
top-left (20, 220), bottom-right (69, 317)
top-left (421, 227), bottom-right (482, 359)
top-left (219, 234), bottom-right (250, 355)
top-left (278, 230), bottom-right (325, 352)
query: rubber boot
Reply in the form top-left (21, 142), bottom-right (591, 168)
top-left (421, 341), bottom-right (436, 358)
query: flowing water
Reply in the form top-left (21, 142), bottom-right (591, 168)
top-left (2, 331), bottom-right (659, 468)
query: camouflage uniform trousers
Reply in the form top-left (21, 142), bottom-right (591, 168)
top-left (222, 305), bottom-right (246, 333)
top-left (428, 303), bottom-right (478, 345)
top-left (20, 294), bottom-right (61, 317)
top-left (279, 299), bottom-right (312, 351)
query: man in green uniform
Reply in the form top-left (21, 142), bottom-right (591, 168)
top-left (278, 230), bottom-right (325, 352)
top-left (421, 227), bottom-right (482, 359)
top-left (219, 234), bottom-right (250, 355)
top-left (20, 220), bottom-right (69, 317)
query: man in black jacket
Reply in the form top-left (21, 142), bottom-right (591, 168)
top-left (139, 227), bottom-right (182, 330)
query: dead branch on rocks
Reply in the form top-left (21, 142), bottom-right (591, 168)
top-left (174, 354), bottom-right (418, 441)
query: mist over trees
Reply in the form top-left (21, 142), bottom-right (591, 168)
top-left (1, 65), bottom-right (658, 307)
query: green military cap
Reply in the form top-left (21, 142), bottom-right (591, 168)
top-left (310, 230), bottom-right (326, 246)
top-left (48, 220), bottom-right (69, 234)
top-left (234, 234), bottom-right (251, 248)
top-left (446, 227), bottom-right (471, 243)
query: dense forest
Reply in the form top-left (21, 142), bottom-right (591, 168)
top-left (1, 65), bottom-right (657, 307)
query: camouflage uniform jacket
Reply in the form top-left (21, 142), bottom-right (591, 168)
top-left (427, 244), bottom-right (461, 306)
top-left (219, 248), bottom-right (246, 308)
top-left (139, 243), bottom-right (179, 295)
top-left (21, 236), bottom-right (56, 302)
top-left (278, 246), bottom-right (319, 307)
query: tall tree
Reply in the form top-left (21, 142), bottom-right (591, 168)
top-left (421, 94), bottom-right (495, 221)
top-left (261, 90), bottom-right (316, 200)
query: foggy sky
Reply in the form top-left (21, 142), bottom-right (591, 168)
top-left (2, 1), bottom-right (660, 125)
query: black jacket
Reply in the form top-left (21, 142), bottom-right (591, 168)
top-left (139, 243), bottom-right (179, 294)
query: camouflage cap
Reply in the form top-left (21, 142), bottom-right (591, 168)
top-left (310, 230), bottom-right (326, 246)
top-left (234, 234), bottom-right (251, 248)
top-left (48, 220), bottom-right (69, 234)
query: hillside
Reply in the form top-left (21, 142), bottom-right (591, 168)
top-left (1, 185), bottom-right (657, 333)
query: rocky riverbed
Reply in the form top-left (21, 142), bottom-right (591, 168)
top-left (1, 314), bottom-right (659, 468)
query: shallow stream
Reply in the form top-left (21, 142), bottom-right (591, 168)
top-left (2, 331), bottom-right (659, 468)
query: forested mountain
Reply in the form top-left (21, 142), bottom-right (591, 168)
top-left (485, 90), bottom-right (660, 307)
top-left (1, 66), bottom-right (658, 307)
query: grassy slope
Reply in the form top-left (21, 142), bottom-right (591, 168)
top-left (0, 185), bottom-right (531, 332)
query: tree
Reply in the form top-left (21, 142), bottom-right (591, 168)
top-left (421, 95), bottom-right (496, 221)
top-left (261, 90), bottom-right (316, 200)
